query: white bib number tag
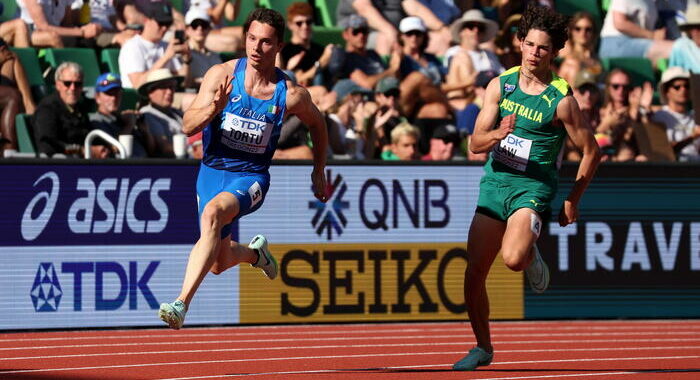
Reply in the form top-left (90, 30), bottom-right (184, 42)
top-left (220, 112), bottom-right (272, 154)
top-left (492, 133), bottom-right (532, 172)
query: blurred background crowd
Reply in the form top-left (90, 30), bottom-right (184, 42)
top-left (0, 0), bottom-right (698, 162)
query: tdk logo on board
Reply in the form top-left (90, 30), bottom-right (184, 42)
top-left (30, 261), bottom-right (160, 312)
top-left (21, 171), bottom-right (172, 241)
top-left (309, 169), bottom-right (349, 240)
top-left (30, 263), bottom-right (63, 312)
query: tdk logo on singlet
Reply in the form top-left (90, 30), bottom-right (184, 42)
top-left (30, 261), bottom-right (160, 312)
top-left (21, 172), bottom-right (171, 241)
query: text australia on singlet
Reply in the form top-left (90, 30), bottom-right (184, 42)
top-left (492, 98), bottom-right (542, 171)
top-left (220, 107), bottom-right (273, 154)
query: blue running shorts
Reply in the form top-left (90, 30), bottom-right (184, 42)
top-left (196, 163), bottom-right (270, 239)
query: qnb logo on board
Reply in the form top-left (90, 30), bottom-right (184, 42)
top-left (30, 263), bottom-right (63, 312)
top-left (309, 169), bottom-right (349, 240)
top-left (21, 172), bottom-right (172, 241)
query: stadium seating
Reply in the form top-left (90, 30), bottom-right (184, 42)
top-left (312, 26), bottom-right (344, 47)
top-left (555, 0), bottom-right (604, 29)
top-left (225, 2), bottom-right (260, 27)
top-left (10, 47), bottom-right (49, 101)
top-left (0, 0), bottom-right (18, 22)
top-left (15, 114), bottom-right (35, 154)
top-left (121, 88), bottom-right (141, 111)
top-left (44, 48), bottom-right (102, 88)
top-left (315, 0), bottom-right (339, 27)
top-left (100, 48), bottom-right (120, 75)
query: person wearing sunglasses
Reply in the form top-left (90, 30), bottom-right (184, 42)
top-left (119, 1), bottom-right (192, 89)
top-left (327, 14), bottom-right (401, 93)
top-left (33, 62), bottom-right (109, 158)
top-left (184, 8), bottom-right (222, 89)
top-left (182, 0), bottom-right (241, 52)
top-left (557, 12), bottom-right (602, 89)
top-left (279, 2), bottom-right (333, 87)
top-left (652, 67), bottom-right (700, 162)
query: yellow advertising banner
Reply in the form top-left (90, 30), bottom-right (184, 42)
top-left (240, 243), bottom-right (523, 323)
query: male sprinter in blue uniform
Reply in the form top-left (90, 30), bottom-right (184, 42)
top-left (158, 8), bottom-right (328, 329)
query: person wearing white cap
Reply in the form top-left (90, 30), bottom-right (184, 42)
top-left (669, 5), bottom-right (700, 73)
top-left (185, 8), bottom-right (222, 87)
top-left (183, 0), bottom-right (241, 52)
top-left (336, 0), bottom-right (455, 56)
top-left (651, 66), bottom-right (700, 161)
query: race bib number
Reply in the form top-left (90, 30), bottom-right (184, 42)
top-left (220, 112), bottom-right (273, 154)
top-left (492, 133), bottom-right (532, 172)
top-left (248, 181), bottom-right (262, 207)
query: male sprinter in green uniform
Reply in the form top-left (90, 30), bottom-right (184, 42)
top-left (453, 5), bottom-right (601, 371)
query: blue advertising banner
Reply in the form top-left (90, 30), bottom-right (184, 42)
top-left (0, 164), bottom-right (199, 245)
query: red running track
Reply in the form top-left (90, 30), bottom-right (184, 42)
top-left (1, 320), bottom-right (699, 379)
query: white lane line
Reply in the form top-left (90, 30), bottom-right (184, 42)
top-left (155, 355), bottom-right (700, 379)
top-left (2, 322), bottom-right (698, 343)
top-left (5, 330), bottom-right (700, 351)
top-left (2, 352), bottom-right (698, 376)
top-left (3, 343), bottom-right (700, 362)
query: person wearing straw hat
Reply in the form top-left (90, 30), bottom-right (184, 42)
top-left (138, 68), bottom-right (184, 157)
top-left (651, 66), bottom-right (700, 161)
top-left (157, 8), bottom-right (328, 330)
top-left (453, 5), bottom-right (600, 371)
top-left (669, 5), bottom-right (700, 73)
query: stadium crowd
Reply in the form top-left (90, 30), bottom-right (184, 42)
top-left (0, 0), bottom-right (698, 162)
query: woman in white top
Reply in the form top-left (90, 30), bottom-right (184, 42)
top-left (599, 0), bottom-right (673, 62)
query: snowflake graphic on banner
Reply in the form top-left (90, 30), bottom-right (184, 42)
top-left (308, 169), bottom-right (350, 240)
top-left (30, 262), bottom-right (63, 312)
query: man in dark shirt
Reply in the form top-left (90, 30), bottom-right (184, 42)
top-left (327, 15), bottom-right (400, 91)
top-left (280, 2), bottom-right (333, 87)
top-left (33, 62), bottom-right (108, 158)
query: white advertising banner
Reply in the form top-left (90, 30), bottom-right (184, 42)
top-left (239, 165), bottom-right (483, 244)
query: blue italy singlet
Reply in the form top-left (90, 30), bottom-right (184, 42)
top-left (201, 58), bottom-right (288, 173)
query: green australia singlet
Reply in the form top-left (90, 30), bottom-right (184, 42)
top-left (483, 66), bottom-right (570, 194)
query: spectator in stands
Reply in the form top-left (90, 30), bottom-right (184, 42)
top-left (0, 17), bottom-right (31, 47)
top-left (669, 5), bottom-right (700, 73)
top-left (337, 0), bottom-right (452, 56)
top-left (421, 123), bottom-right (463, 161)
top-left (494, 13), bottom-right (522, 69)
top-left (381, 121), bottom-right (419, 160)
top-left (444, 10), bottom-right (502, 121)
top-left (33, 62), bottom-right (109, 158)
top-left (138, 68), bottom-right (183, 157)
top-left (327, 15), bottom-right (401, 91)
top-left (652, 67), bottom-right (700, 161)
top-left (597, 68), bottom-right (652, 161)
top-left (90, 72), bottom-right (154, 158)
top-left (184, 0), bottom-right (241, 52)
top-left (599, 0), bottom-right (674, 62)
top-left (557, 12), bottom-right (602, 88)
top-left (87, 0), bottom-right (139, 47)
top-left (184, 8), bottom-right (221, 90)
top-left (119, 1), bottom-right (192, 89)
top-left (272, 115), bottom-right (314, 160)
top-left (566, 69), bottom-right (601, 161)
top-left (326, 79), bottom-right (375, 159)
top-left (370, 76), bottom-right (405, 156)
top-left (279, 2), bottom-right (333, 87)
top-left (0, 37), bottom-right (35, 151)
top-left (398, 17), bottom-right (445, 86)
top-left (16, 0), bottom-right (103, 47)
